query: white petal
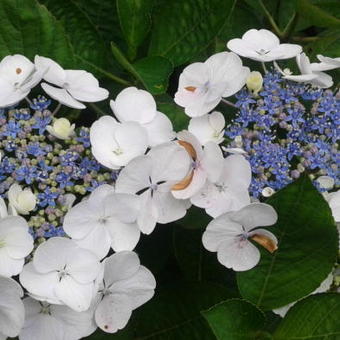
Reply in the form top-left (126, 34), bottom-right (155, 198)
top-left (201, 142), bottom-right (224, 183)
top-left (143, 112), bottom-right (175, 147)
top-left (283, 73), bottom-right (318, 83)
top-left (222, 155), bottom-right (252, 188)
top-left (103, 251), bottom-right (140, 287)
top-left (137, 192), bottom-right (158, 235)
top-left (65, 70), bottom-right (109, 102)
top-left (0, 249), bottom-right (24, 277)
top-left (19, 263), bottom-right (60, 304)
top-left (230, 203), bottom-right (278, 231)
top-left (74, 225), bottom-right (111, 260)
top-left (110, 87), bottom-right (157, 124)
top-left (41, 83), bottom-right (85, 109)
top-left (109, 266), bottom-right (156, 309)
top-left (106, 220), bottom-right (140, 252)
top-left (153, 191), bottom-right (189, 224)
top-left (95, 293), bottom-right (132, 333)
top-left (217, 238), bottom-right (261, 271)
top-left (269, 44), bottom-right (302, 60)
top-left (0, 198), bottom-right (8, 218)
top-left (311, 71), bottom-right (333, 88)
top-left (34, 55), bottom-right (66, 87)
top-left (202, 214), bottom-right (242, 252)
top-left (3, 227), bottom-right (33, 259)
top-left (55, 276), bottom-right (94, 312)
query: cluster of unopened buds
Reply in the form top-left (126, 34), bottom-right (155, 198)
top-left (0, 28), bottom-right (339, 339)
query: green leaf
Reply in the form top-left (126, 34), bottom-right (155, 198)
top-left (156, 94), bottom-right (189, 131)
top-left (173, 225), bottom-right (239, 291)
top-left (0, 0), bottom-right (74, 66)
top-left (149, 0), bottom-right (235, 66)
top-left (296, 0), bottom-right (340, 28)
top-left (202, 299), bottom-right (265, 340)
top-left (111, 42), bottom-right (173, 94)
top-left (133, 281), bottom-right (234, 340)
top-left (274, 293), bottom-right (340, 339)
top-left (237, 175), bottom-right (338, 310)
top-left (116, 0), bottom-right (154, 59)
top-left (41, 0), bottom-right (107, 70)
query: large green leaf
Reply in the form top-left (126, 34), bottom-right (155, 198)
top-left (41, 0), bottom-right (107, 70)
top-left (173, 225), bottom-right (238, 292)
top-left (274, 293), bottom-right (340, 339)
top-left (0, 0), bottom-right (74, 66)
top-left (133, 281), bottom-right (234, 340)
top-left (111, 42), bottom-right (173, 94)
top-left (202, 299), bottom-right (266, 340)
top-left (116, 0), bottom-right (154, 59)
top-left (237, 175), bottom-right (338, 310)
top-left (149, 0), bottom-right (235, 66)
top-left (296, 0), bottom-right (340, 28)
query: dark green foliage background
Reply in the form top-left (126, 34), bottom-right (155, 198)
top-left (2, 0), bottom-right (339, 339)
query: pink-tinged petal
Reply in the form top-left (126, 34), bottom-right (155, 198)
top-left (41, 83), bottom-right (85, 109)
top-left (217, 238), bottom-right (261, 271)
top-left (202, 214), bottom-right (242, 252)
top-left (230, 203), bottom-right (278, 231)
top-left (109, 266), bottom-right (156, 309)
top-left (103, 251), bottom-right (140, 287)
top-left (55, 276), bottom-right (94, 312)
top-left (110, 87), bottom-right (157, 124)
top-left (95, 293), bottom-right (132, 333)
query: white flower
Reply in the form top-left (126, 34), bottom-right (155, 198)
top-left (8, 184), bottom-right (36, 215)
top-left (273, 273), bottom-right (333, 317)
top-left (63, 184), bottom-right (141, 259)
top-left (262, 187), bottom-right (275, 197)
top-left (246, 71), bottom-right (263, 95)
top-left (188, 111), bottom-right (225, 145)
top-left (174, 52), bottom-right (250, 117)
top-left (227, 29), bottom-right (302, 62)
top-left (19, 297), bottom-right (96, 340)
top-left (90, 115), bottom-right (148, 170)
top-left (35, 56), bottom-right (109, 109)
top-left (19, 237), bottom-right (101, 312)
top-left (202, 203), bottom-right (278, 271)
top-left (95, 251), bottom-right (156, 333)
top-left (0, 276), bottom-right (25, 339)
top-left (0, 216), bottom-right (33, 277)
top-left (283, 53), bottom-right (333, 88)
top-left (191, 155), bottom-right (251, 218)
top-left (110, 87), bottom-right (175, 147)
top-left (171, 131), bottom-right (224, 200)
top-left (0, 55), bottom-right (42, 108)
top-left (316, 176), bottom-right (335, 190)
top-left (46, 118), bottom-right (75, 140)
top-left (310, 55), bottom-right (340, 71)
top-left (116, 142), bottom-right (191, 234)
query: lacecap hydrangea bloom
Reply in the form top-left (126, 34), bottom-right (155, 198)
top-left (0, 27), bottom-right (338, 340)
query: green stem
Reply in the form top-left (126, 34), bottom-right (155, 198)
top-left (75, 55), bottom-right (131, 86)
top-left (258, 0), bottom-right (282, 37)
top-left (282, 12), bottom-right (299, 40)
top-left (292, 36), bottom-right (320, 43)
top-left (88, 103), bottom-right (108, 117)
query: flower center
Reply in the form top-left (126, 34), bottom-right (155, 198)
top-left (40, 303), bottom-right (51, 315)
top-left (215, 182), bottom-right (227, 192)
top-left (58, 268), bottom-right (69, 281)
top-left (184, 86), bottom-right (197, 92)
top-left (256, 48), bottom-right (270, 55)
top-left (113, 147), bottom-right (123, 155)
top-left (16, 67), bottom-right (22, 74)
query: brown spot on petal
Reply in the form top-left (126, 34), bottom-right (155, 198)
top-left (172, 170), bottom-right (194, 191)
top-left (16, 68), bottom-right (22, 74)
top-left (104, 325), bottom-right (109, 330)
top-left (185, 86), bottom-right (197, 92)
top-left (178, 140), bottom-right (197, 160)
top-left (251, 234), bottom-right (278, 253)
